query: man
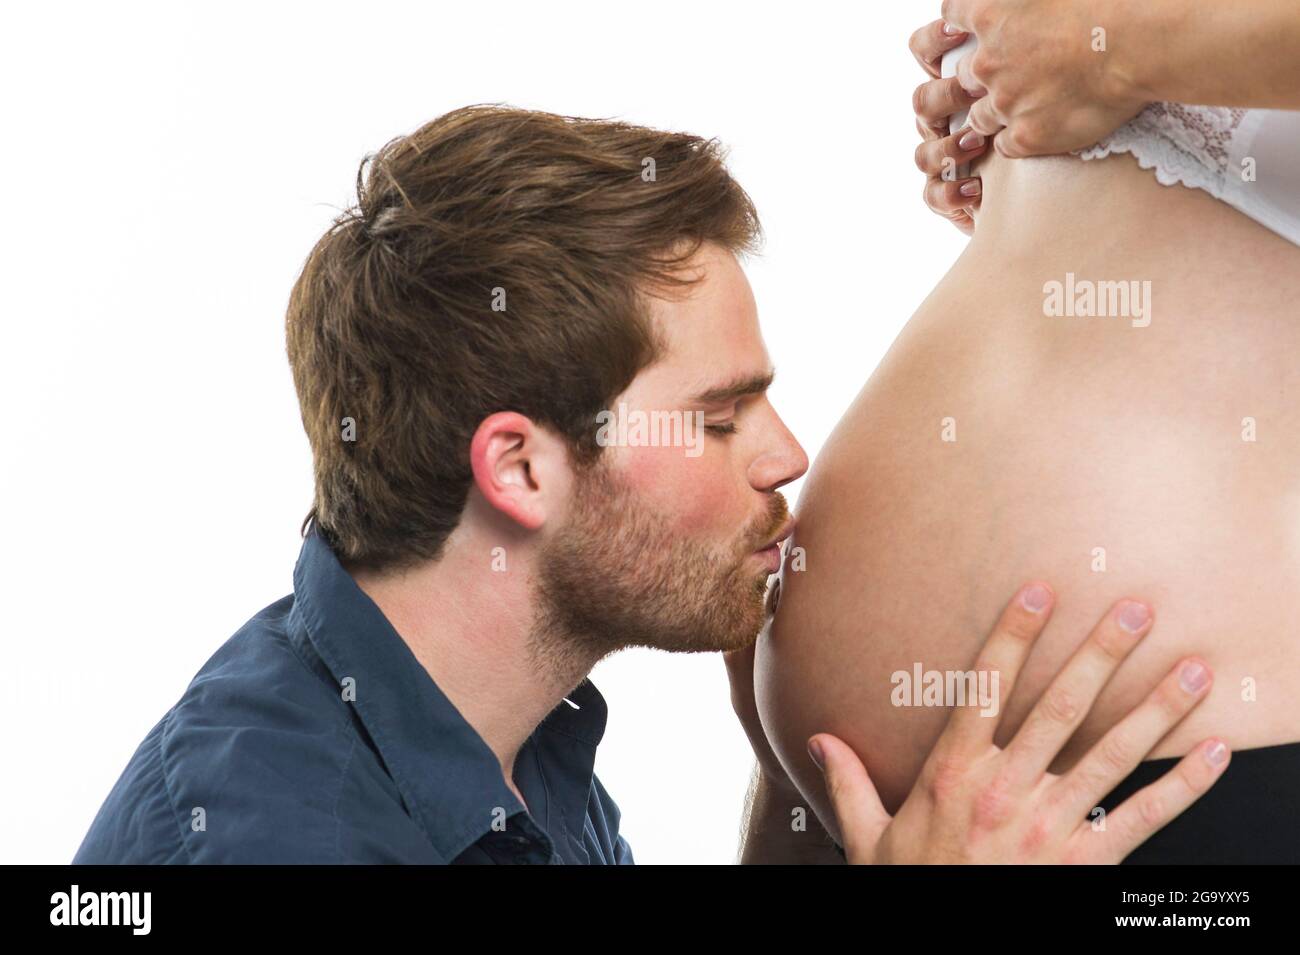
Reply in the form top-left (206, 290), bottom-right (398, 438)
top-left (75, 105), bottom-right (808, 863)
top-left (73, 105), bottom-right (1224, 864)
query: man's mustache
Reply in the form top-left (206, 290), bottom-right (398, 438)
top-left (747, 493), bottom-right (790, 552)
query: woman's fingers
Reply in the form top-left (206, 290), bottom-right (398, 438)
top-left (1082, 738), bottom-right (1231, 863)
top-left (909, 18), bottom-right (969, 78)
top-left (914, 126), bottom-right (989, 176)
top-left (917, 127), bottom-right (984, 230)
top-left (1056, 656), bottom-right (1216, 823)
top-left (910, 30), bottom-right (986, 238)
top-left (913, 76), bottom-right (982, 133)
top-left (1002, 599), bottom-right (1155, 783)
top-left (809, 733), bottom-right (890, 862)
top-left (939, 581), bottom-right (1056, 752)
top-left (966, 95), bottom-right (1006, 138)
top-left (923, 175), bottom-right (982, 224)
top-left (953, 47), bottom-right (986, 97)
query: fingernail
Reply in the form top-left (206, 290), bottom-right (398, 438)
top-left (1020, 582), bottom-right (1051, 612)
top-left (1118, 601), bottom-right (1150, 633)
top-left (1180, 660), bottom-right (1209, 693)
top-left (807, 737), bottom-right (825, 770)
top-left (1204, 740), bottom-right (1229, 767)
top-left (959, 179), bottom-right (982, 197)
top-left (942, 21), bottom-right (965, 36)
top-left (959, 130), bottom-right (985, 150)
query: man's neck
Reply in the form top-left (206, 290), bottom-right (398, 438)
top-left (349, 533), bottom-right (598, 793)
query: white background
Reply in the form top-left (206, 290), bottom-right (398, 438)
top-left (2, 1), bottom-right (968, 863)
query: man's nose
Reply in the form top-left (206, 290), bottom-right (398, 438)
top-left (748, 418), bottom-right (809, 493)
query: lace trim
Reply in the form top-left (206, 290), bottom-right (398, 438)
top-left (1073, 103), bottom-right (1248, 199)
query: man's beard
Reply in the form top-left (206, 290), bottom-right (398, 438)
top-left (532, 457), bottom-right (789, 668)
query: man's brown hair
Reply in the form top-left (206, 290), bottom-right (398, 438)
top-left (285, 104), bottom-right (761, 574)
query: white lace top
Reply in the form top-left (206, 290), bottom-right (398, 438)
top-left (1074, 103), bottom-right (1300, 245)
top-left (942, 39), bottom-right (1300, 246)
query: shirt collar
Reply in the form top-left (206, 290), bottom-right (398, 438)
top-left (286, 520), bottom-right (610, 862)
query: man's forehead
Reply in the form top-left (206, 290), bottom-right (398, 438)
top-left (638, 247), bottom-right (768, 389)
top-left (642, 308), bottom-right (771, 405)
top-left (654, 244), bottom-right (753, 317)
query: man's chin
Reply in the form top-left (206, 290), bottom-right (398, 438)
top-left (703, 569), bottom-right (772, 652)
top-left (636, 626), bottom-right (761, 655)
top-left (712, 625), bottom-right (762, 654)
top-left (650, 583), bottom-right (769, 654)
top-left (536, 481), bottom-right (779, 658)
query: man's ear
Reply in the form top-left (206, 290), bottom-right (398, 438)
top-left (468, 411), bottom-right (570, 531)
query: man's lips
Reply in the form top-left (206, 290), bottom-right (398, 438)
top-left (752, 517), bottom-right (795, 575)
top-left (755, 517), bottom-right (796, 554)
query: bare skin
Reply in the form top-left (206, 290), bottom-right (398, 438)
top-left (939, 0), bottom-right (1300, 158)
top-left (813, 582), bottom-right (1228, 862)
top-left (755, 102), bottom-right (1300, 823)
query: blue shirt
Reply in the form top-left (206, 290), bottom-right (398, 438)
top-left (73, 522), bottom-right (633, 864)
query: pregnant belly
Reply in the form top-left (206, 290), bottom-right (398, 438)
top-left (755, 149), bottom-right (1300, 825)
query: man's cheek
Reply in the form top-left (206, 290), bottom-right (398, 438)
top-left (622, 446), bottom-right (740, 533)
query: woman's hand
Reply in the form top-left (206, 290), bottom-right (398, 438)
top-left (940, 0), bottom-right (1147, 157)
top-left (810, 581), bottom-right (1230, 863)
top-left (909, 19), bottom-right (989, 234)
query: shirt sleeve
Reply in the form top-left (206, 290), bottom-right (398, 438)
top-left (614, 832), bottom-right (635, 865)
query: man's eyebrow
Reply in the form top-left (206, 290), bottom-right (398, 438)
top-left (688, 369), bottom-right (775, 405)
